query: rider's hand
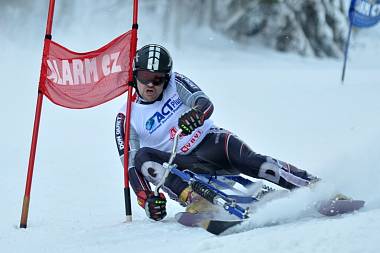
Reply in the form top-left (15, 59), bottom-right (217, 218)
top-left (137, 190), bottom-right (167, 221)
top-left (178, 108), bottom-right (205, 136)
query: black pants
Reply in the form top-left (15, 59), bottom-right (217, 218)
top-left (134, 129), bottom-right (314, 199)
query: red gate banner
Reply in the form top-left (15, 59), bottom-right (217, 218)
top-left (39, 31), bottom-right (132, 109)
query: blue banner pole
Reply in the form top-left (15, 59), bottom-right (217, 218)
top-left (341, 22), bottom-right (353, 84)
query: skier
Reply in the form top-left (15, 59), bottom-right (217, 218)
top-left (115, 44), bottom-right (318, 221)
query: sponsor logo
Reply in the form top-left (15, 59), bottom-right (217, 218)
top-left (145, 118), bottom-right (155, 131)
top-left (145, 94), bottom-right (183, 134)
top-left (47, 52), bottom-right (122, 85)
top-left (180, 130), bottom-right (202, 153)
top-left (115, 114), bottom-right (125, 151)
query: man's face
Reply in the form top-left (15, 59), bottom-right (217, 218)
top-left (136, 79), bottom-right (164, 102)
top-left (135, 71), bottom-right (166, 102)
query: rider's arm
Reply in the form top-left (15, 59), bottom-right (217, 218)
top-left (114, 112), bottom-right (151, 195)
top-left (175, 72), bottom-right (214, 120)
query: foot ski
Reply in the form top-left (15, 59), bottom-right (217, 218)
top-left (317, 198), bottom-right (365, 216)
top-left (175, 212), bottom-right (244, 235)
top-left (175, 211), bottom-right (215, 227)
top-left (201, 219), bottom-right (243, 235)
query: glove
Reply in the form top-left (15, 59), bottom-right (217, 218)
top-left (178, 108), bottom-right (205, 136)
top-left (137, 190), bottom-right (167, 221)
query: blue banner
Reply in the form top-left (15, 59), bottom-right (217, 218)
top-left (349, 0), bottom-right (380, 27)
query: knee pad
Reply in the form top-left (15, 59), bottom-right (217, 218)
top-left (140, 161), bottom-right (166, 186)
top-left (258, 157), bottom-right (310, 188)
top-left (258, 157), bottom-right (281, 184)
top-left (135, 147), bottom-right (167, 186)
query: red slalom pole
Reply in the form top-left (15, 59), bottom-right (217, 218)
top-left (20, 0), bottom-right (56, 229)
top-left (123, 0), bottom-right (139, 222)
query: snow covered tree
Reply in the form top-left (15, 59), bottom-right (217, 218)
top-left (156, 0), bottom-right (351, 58)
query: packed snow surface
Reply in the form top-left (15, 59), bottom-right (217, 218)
top-left (1, 2), bottom-right (379, 253)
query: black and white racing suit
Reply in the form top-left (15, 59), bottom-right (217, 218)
top-left (115, 72), bottom-right (316, 202)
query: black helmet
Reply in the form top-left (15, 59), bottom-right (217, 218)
top-left (133, 44), bottom-right (173, 87)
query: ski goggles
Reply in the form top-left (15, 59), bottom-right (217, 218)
top-left (135, 70), bottom-right (167, 86)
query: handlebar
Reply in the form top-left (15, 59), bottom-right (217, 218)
top-left (154, 129), bottom-right (183, 196)
top-left (168, 129), bottom-right (182, 165)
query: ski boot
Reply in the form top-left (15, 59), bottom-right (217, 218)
top-left (179, 186), bottom-right (218, 214)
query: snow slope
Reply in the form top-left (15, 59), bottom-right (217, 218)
top-left (1, 2), bottom-right (380, 253)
